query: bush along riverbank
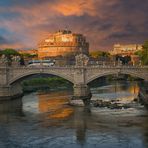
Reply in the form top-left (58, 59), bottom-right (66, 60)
top-left (22, 77), bottom-right (73, 93)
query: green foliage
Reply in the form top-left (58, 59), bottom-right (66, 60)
top-left (22, 77), bottom-right (72, 88)
top-left (134, 50), bottom-right (143, 57)
top-left (21, 53), bottom-right (38, 58)
top-left (0, 50), bottom-right (3, 56)
top-left (1, 49), bottom-right (20, 66)
top-left (141, 41), bottom-right (148, 65)
top-left (90, 51), bottom-right (110, 58)
top-left (135, 41), bottom-right (148, 65)
top-left (2, 48), bottom-right (19, 56)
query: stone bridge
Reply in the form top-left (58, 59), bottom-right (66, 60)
top-left (0, 65), bottom-right (148, 104)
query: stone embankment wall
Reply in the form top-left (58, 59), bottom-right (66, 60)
top-left (139, 88), bottom-right (148, 107)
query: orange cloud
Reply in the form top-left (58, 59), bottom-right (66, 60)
top-left (53, 0), bottom-right (96, 16)
top-left (0, 0), bottom-right (147, 50)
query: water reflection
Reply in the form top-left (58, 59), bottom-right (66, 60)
top-left (0, 82), bottom-right (148, 148)
top-left (91, 81), bottom-right (140, 104)
top-left (38, 91), bottom-right (74, 120)
top-left (93, 81), bottom-right (139, 95)
top-left (0, 98), bottom-right (23, 122)
top-left (74, 107), bottom-right (91, 145)
top-left (72, 107), bottom-right (148, 148)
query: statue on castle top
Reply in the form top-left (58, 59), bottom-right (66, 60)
top-left (75, 53), bottom-right (89, 67)
top-left (12, 55), bottom-right (20, 62)
top-left (0, 54), bottom-right (8, 65)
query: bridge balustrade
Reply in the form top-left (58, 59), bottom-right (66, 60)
top-left (0, 59), bottom-right (148, 69)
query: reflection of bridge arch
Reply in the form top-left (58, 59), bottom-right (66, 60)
top-left (86, 70), bottom-right (146, 84)
top-left (9, 71), bottom-right (74, 85)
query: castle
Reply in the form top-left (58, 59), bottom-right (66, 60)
top-left (38, 30), bottom-right (89, 59)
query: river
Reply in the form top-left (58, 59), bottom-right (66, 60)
top-left (0, 81), bottom-right (148, 148)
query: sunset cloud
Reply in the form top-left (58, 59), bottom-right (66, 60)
top-left (0, 0), bottom-right (148, 50)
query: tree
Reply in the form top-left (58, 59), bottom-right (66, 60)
top-left (122, 56), bottom-right (131, 65)
top-left (21, 53), bottom-right (37, 59)
top-left (2, 48), bottom-right (19, 56)
top-left (0, 50), bottom-right (3, 56)
top-left (135, 41), bottom-right (148, 65)
top-left (115, 55), bottom-right (131, 65)
top-left (90, 51), bottom-right (110, 58)
top-left (2, 49), bottom-right (20, 66)
top-left (141, 41), bottom-right (148, 65)
top-left (134, 50), bottom-right (142, 57)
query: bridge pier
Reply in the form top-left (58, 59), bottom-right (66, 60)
top-left (71, 84), bottom-right (92, 106)
top-left (0, 84), bottom-right (23, 100)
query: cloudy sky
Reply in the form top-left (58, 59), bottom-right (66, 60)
top-left (0, 0), bottom-right (148, 51)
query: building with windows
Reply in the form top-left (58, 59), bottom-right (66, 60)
top-left (38, 30), bottom-right (89, 59)
top-left (110, 44), bottom-right (142, 56)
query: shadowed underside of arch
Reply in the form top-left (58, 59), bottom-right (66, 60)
top-left (87, 71), bottom-right (145, 84)
top-left (9, 71), bottom-right (74, 85)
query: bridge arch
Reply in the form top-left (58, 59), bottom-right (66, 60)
top-left (86, 71), bottom-right (146, 84)
top-left (9, 71), bottom-right (74, 85)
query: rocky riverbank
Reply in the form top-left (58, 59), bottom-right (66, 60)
top-left (91, 99), bottom-right (138, 109)
top-left (69, 98), bottom-right (139, 109)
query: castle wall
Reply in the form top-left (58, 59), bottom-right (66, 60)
top-left (38, 30), bottom-right (89, 58)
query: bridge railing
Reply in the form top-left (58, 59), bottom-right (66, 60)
top-left (78, 64), bottom-right (148, 69)
top-left (0, 62), bottom-right (148, 69)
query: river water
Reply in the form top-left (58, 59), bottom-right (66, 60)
top-left (0, 81), bottom-right (148, 148)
